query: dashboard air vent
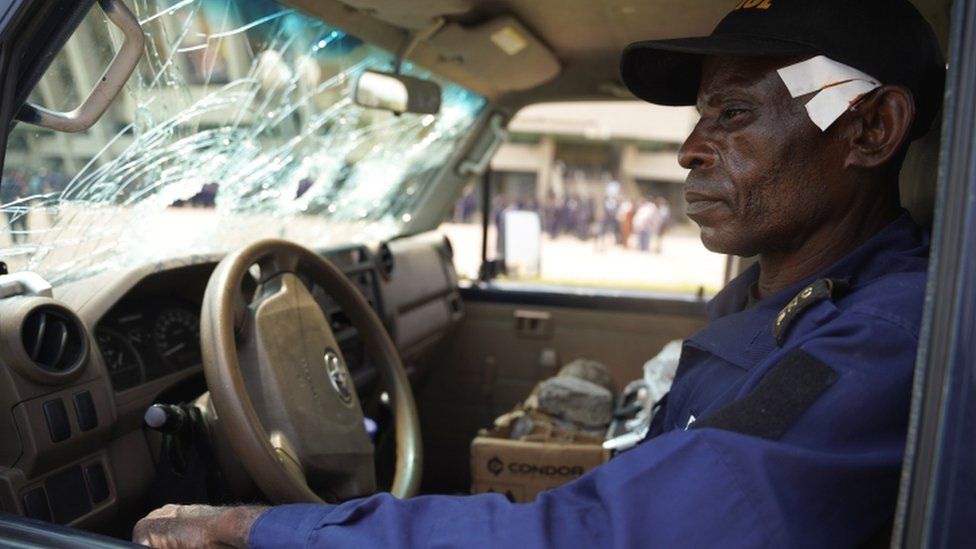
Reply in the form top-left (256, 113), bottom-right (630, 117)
top-left (21, 306), bottom-right (86, 373)
top-left (377, 242), bottom-right (395, 279)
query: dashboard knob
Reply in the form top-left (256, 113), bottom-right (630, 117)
top-left (144, 403), bottom-right (187, 433)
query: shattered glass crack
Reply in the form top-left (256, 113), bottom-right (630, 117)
top-left (1, 0), bottom-right (486, 285)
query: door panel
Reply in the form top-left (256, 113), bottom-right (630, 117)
top-left (415, 286), bottom-right (708, 493)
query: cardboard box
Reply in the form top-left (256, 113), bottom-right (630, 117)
top-left (470, 410), bottom-right (609, 503)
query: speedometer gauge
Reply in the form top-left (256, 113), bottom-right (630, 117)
top-left (96, 327), bottom-right (145, 391)
top-left (153, 307), bottom-right (201, 370)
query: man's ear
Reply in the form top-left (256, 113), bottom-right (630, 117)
top-left (843, 85), bottom-right (915, 169)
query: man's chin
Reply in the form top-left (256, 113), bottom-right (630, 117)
top-left (698, 226), bottom-right (758, 257)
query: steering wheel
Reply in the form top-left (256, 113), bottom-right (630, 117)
top-left (199, 239), bottom-right (422, 503)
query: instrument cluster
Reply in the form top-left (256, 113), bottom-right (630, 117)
top-left (95, 300), bottom-right (202, 392)
top-left (91, 246), bottom-right (383, 393)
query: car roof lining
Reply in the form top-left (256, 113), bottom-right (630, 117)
top-left (6, 1), bottom-right (952, 118)
top-left (284, 0), bottom-right (951, 110)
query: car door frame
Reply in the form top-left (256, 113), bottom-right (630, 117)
top-left (895, 0), bottom-right (976, 546)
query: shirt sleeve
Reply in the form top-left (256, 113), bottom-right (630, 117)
top-left (249, 309), bottom-right (916, 549)
top-left (249, 428), bottom-right (770, 549)
top-left (248, 428), bottom-right (899, 548)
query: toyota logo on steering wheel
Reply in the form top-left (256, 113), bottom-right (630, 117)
top-left (324, 349), bottom-right (354, 405)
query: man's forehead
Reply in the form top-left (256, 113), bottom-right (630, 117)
top-left (697, 55), bottom-right (808, 105)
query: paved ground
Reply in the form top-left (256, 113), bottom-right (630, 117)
top-left (440, 222), bottom-right (727, 295)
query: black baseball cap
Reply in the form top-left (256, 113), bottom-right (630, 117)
top-left (620, 0), bottom-right (946, 139)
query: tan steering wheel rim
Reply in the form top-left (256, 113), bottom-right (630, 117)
top-left (200, 238), bottom-right (422, 503)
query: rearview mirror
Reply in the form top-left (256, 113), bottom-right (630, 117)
top-left (354, 70), bottom-right (441, 115)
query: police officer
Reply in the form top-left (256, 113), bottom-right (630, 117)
top-left (134, 0), bottom-right (945, 546)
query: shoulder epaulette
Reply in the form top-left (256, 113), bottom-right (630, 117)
top-left (772, 277), bottom-right (850, 346)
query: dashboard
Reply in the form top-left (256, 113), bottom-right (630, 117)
top-left (92, 245), bottom-right (385, 396)
top-left (0, 232), bottom-right (463, 529)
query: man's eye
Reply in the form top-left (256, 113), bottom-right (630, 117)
top-left (722, 108), bottom-right (748, 120)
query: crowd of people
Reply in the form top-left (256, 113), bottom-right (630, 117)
top-left (610, 195), bottom-right (672, 253)
top-left (455, 184), bottom-right (674, 255)
top-left (0, 168), bottom-right (69, 244)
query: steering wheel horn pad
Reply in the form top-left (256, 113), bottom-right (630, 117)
top-left (200, 239), bottom-right (422, 504)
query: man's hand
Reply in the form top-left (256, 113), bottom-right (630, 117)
top-left (132, 503), bottom-right (269, 548)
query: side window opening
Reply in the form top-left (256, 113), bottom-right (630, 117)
top-left (441, 101), bottom-right (727, 298)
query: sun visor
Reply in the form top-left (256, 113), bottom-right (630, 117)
top-left (338, 0), bottom-right (472, 30)
top-left (428, 16), bottom-right (561, 92)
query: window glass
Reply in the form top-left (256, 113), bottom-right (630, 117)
top-left (441, 101), bottom-right (727, 296)
top-left (0, 0), bottom-right (486, 285)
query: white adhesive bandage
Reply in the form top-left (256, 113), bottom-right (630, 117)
top-left (777, 55), bottom-right (881, 131)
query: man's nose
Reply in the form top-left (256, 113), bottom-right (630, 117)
top-left (678, 121), bottom-right (718, 170)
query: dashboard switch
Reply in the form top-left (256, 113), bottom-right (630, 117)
top-left (73, 391), bottom-right (98, 431)
top-left (22, 487), bottom-right (52, 522)
top-left (84, 463), bottom-right (110, 503)
top-left (45, 466), bottom-right (91, 523)
top-left (42, 398), bottom-right (71, 442)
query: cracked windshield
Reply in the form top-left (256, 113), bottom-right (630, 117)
top-left (0, 0), bottom-right (485, 285)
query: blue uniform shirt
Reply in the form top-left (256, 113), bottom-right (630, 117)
top-left (250, 212), bottom-right (928, 548)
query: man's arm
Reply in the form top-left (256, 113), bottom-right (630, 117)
top-left (134, 428), bottom-right (772, 548)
